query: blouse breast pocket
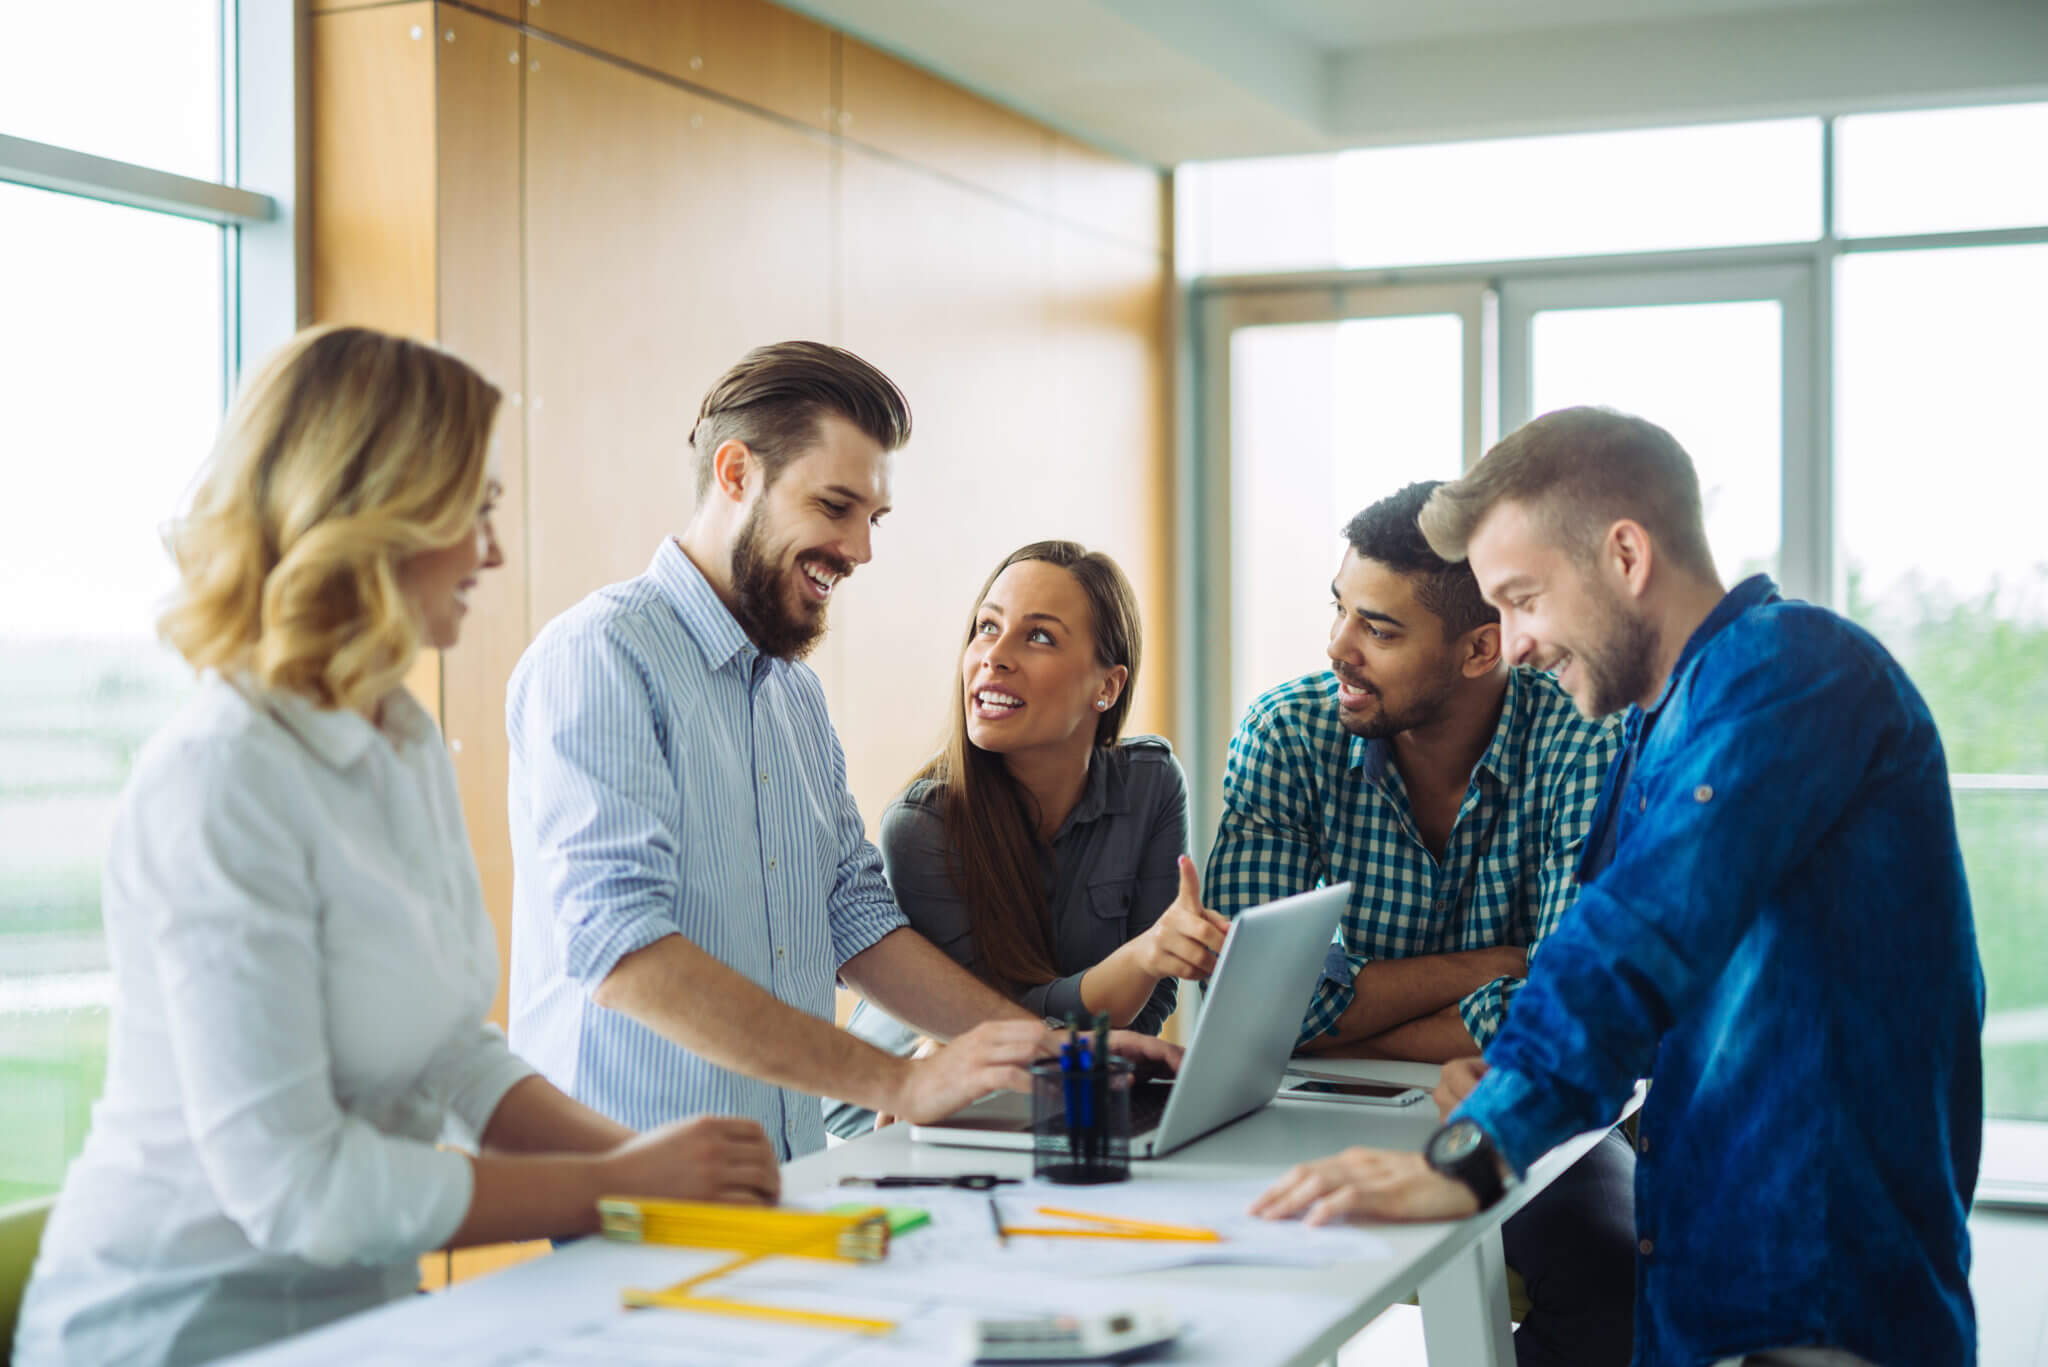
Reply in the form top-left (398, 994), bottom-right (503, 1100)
top-left (1086, 876), bottom-right (1135, 921)
top-left (1056, 876), bottom-right (1137, 970)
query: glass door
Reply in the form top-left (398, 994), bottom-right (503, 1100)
top-left (1500, 265), bottom-right (1818, 600)
top-left (1190, 283), bottom-right (1494, 846)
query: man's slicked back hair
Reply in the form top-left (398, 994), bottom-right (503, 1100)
top-left (1344, 480), bottom-right (1498, 638)
top-left (689, 341), bottom-right (912, 498)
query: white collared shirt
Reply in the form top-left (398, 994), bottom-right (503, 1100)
top-left (14, 674), bottom-right (535, 1367)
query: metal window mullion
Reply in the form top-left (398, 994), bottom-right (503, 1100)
top-left (1951, 776), bottom-right (2048, 792)
top-left (1808, 239), bottom-right (1837, 608)
top-left (1195, 242), bottom-right (1827, 300)
top-left (1777, 262), bottom-right (1823, 605)
top-left (230, 0), bottom-right (308, 383)
top-left (0, 133), bottom-right (272, 226)
top-left (1837, 224), bottom-right (2048, 255)
top-left (220, 0), bottom-right (238, 405)
top-left (1189, 291), bottom-right (1238, 857)
top-left (1821, 115), bottom-right (1837, 244)
top-left (1190, 223), bottom-right (2048, 301)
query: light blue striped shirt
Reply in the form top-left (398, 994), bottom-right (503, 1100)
top-left (506, 539), bottom-right (907, 1160)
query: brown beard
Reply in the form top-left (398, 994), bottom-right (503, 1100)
top-left (1573, 590), bottom-right (1659, 719)
top-left (727, 501), bottom-right (848, 662)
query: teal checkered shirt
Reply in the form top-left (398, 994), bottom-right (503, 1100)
top-left (1205, 665), bottom-right (1620, 1048)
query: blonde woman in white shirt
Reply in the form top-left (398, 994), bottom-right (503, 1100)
top-left (13, 325), bottom-right (780, 1367)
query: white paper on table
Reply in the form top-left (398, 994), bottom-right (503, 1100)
top-left (792, 1177), bottom-right (1388, 1280)
top-left (509, 1266), bottom-right (1352, 1367)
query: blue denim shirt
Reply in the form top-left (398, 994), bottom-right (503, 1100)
top-left (1454, 576), bottom-right (1984, 1367)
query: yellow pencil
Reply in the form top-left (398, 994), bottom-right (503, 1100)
top-left (1000, 1225), bottom-right (1221, 1243)
top-left (623, 1286), bottom-right (897, 1335)
top-left (1031, 1206), bottom-right (1222, 1240)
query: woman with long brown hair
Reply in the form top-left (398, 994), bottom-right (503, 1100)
top-left (827, 541), bottom-right (1229, 1136)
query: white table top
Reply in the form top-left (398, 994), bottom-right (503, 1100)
top-left (231, 1062), bottom-right (1616, 1367)
top-left (785, 1081), bottom-right (1606, 1363)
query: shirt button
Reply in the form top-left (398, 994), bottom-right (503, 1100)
top-left (1694, 784), bottom-right (1714, 803)
top-left (760, 771), bottom-right (769, 783)
top-left (768, 858), bottom-right (777, 871)
top-left (776, 946), bottom-right (786, 960)
top-left (1637, 792), bottom-right (1648, 812)
top-left (1638, 1238), bottom-right (1654, 1256)
top-left (1638, 1133), bottom-right (1650, 1154)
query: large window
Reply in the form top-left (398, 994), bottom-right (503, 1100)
top-left (0, 1), bottom-right (285, 1205)
top-left (0, 0), bottom-right (221, 180)
top-left (1836, 241), bottom-right (2048, 1123)
top-left (1186, 104), bottom-right (2048, 1147)
top-left (0, 183), bottom-right (223, 1203)
top-left (1179, 118), bottom-right (1822, 277)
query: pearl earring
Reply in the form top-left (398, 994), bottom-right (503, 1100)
top-left (1095, 699), bottom-right (1109, 710)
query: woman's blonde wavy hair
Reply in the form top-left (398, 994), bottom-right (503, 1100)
top-left (159, 325), bottom-right (501, 715)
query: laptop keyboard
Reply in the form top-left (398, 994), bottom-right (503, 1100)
top-left (1129, 1080), bottom-right (1174, 1134)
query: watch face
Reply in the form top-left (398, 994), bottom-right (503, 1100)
top-left (1432, 1121), bottom-right (1483, 1165)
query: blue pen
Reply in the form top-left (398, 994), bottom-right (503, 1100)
top-left (1073, 1016), bottom-right (1089, 1164)
top-left (1076, 1033), bottom-right (1095, 1164)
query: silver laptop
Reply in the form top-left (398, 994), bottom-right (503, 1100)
top-left (908, 882), bottom-right (1351, 1159)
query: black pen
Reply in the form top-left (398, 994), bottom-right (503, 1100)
top-left (1092, 1011), bottom-right (1110, 1166)
top-left (988, 1196), bottom-right (1008, 1248)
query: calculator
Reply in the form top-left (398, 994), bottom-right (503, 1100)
top-left (962, 1307), bottom-right (1181, 1362)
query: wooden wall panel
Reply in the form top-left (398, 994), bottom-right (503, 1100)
top-left (311, 2), bottom-right (442, 712)
top-left (1047, 226), bottom-right (1171, 741)
top-left (435, 3), bottom-right (527, 1027)
top-left (523, 36), bottom-right (835, 633)
top-left (521, 0), bottom-right (834, 132)
top-left (834, 147), bottom-right (1056, 825)
top-left (1051, 133), bottom-right (1167, 255)
top-left (839, 38), bottom-right (1050, 214)
top-left (311, 5), bottom-right (437, 336)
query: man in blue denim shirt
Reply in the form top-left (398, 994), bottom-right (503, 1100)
top-left (1254, 407), bottom-right (1983, 1367)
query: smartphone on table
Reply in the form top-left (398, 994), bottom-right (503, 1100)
top-left (1278, 1077), bottom-right (1429, 1106)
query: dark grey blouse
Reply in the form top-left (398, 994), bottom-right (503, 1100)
top-left (825, 737), bottom-right (1188, 1137)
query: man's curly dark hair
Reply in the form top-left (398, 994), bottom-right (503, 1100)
top-left (1342, 480), bottom-right (1498, 638)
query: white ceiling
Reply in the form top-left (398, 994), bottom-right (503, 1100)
top-left (778, 0), bottom-right (2048, 166)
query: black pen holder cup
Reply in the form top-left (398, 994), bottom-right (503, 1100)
top-left (1029, 1054), bottom-right (1133, 1185)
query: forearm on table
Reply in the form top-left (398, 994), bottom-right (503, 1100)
top-left (1323, 948), bottom-right (1520, 1042)
top-left (1314, 1005), bottom-right (1478, 1063)
top-left (446, 1152), bottom-right (608, 1247)
top-left (478, 1075), bottom-right (633, 1156)
top-left (838, 927), bottom-right (1036, 1039)
top-left (594, 933), bottom-right (914, 1113)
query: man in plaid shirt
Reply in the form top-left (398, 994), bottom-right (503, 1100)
top-left (1205, 480), bottom-right (1633, 1367)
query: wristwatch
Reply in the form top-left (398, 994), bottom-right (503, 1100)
top-left (1425, 1119), bottom-right (1509, 1210)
